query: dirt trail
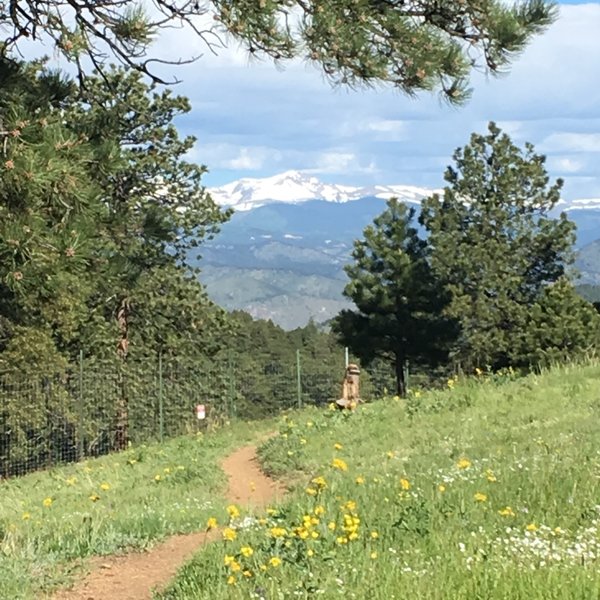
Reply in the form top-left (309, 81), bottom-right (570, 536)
top-left (52, 442), bottom-right (285, 600)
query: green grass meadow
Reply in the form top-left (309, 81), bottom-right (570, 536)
top-left (159, 362), bottom-right (600, 599)
top-left (0, 419), bottom-right (276, 599)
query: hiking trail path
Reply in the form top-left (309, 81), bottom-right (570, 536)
top-left (52, 441), bottom-right (284, 600)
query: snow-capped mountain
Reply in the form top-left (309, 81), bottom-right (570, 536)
top-left (208, 170), bottom-right (438, 211)
top-left (208, 170), bottom-right (600, 214)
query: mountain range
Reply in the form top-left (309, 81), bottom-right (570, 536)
top-left (195, 171), bottom-right (600, 329)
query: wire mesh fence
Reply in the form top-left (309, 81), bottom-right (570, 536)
top-left (0, 350), bottom-right (399, 479)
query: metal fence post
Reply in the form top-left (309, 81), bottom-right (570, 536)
top-left (296, 349), bottom-right (302, 409)
top-left (228, 350), bottom-right (236, 419)
top-left (77, 350), bottom-right (85, 460)
top-left (158, 352), bottom-right (164, 443)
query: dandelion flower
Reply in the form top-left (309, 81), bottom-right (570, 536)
top-left (498, 507), bottom-right (515, 517)
top-left (227, 504), bottom-right (240, 519)
top-left (400, 478), bottom-right (411, 491)
top-left (206, 517), bottom-right (218, 530)
top-left (269, 526), bottom-right (287, 538)
top-left (227, 575), bottom-right (236, 585)
top-left (332, 458), bottom-right (348, 471)
top-left (314, 505), bottom-right (325, 516)
top-left (269, 556), bottom-right (282, 567)
top-left (42, 497), bottom-right (53, 508)
top-left (526, 523), bottom-right (538, 532)
top-left (312, 476), bottom-right (327, 489)
top-left (370, 551), bottom-right (378, 559)
top-left (355, 476), bottom-right (365, 485)
top-left (240, 546), bottom-right (254, 558)
top-left (371, 531), bottom-right (379, 539)
top-left (328, 522), bottom-right (336, 531)
top-left (243, 570), bottom-right (252, 578)
top-left (224, 555), bottom-right (235, 566)
top-left (474, 492), bottom-right (487, 503)
top-left (222, 527), bottom-right (237, 541)
top-left (154, 474), bottom-right (161, 482)
top-left (456, 458), bottom-right (471, 470)
top-left (306, 487), bottom-right (317, 496)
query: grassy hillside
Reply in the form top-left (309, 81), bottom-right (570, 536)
top-left (0, 419), bottom-right (276, 599)
top-left (161, 361), bottom-right (600, 599)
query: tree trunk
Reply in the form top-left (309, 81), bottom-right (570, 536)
top-left (395, 353), bottom-right (407, 398)
top-left (114, 297), bottom-right (130, 451)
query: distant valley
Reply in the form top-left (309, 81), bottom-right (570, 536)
top-left (195, 171), bottom-right (600, 329)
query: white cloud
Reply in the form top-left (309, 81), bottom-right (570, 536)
top-left (153, 3), bottom-right (600, 199)
top-left (541, 133), bottom-right (600, 154)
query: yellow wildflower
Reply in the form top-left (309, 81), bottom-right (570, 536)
top-left (336, 536), bottom-right (348, 545)
top-left (474, 492), bottom-right (487, 503)
top-left (227, 575), bottom-right (236, 585)
top-left (370, 551), bottom-right (378, 559)
top-left (371, 531), bottom-right (379, 539)
top-left (66, 476), bottom-right (77, 486)
top-left (22, 512), bottom-right (31, 520)
top-left (355, 476), bottom-right (365, 485)
top-left (222, 527), bottom-right (237, 541)
top-left (438, 484), bottom-right (446, 493)
top-left (328, 522), bottom-right (336, 531)
top-left (332, 458), bottom-right (348, 471)
top-left (206, 517), bottom-right (218, 530)
top-left (269, 526), bottom-right (287, 538)
top-left (243, 570), bottom-right (252, 578)
top-left (486, 469), bottom-right (497, 483)
top-left (100, 482), bottom-right (111, 491)
top-left (300, 438), bottom-right (307, 445)
top-left (386, 451), bottom-right (395, 459)
top-left (498, 507), bottom-right (515, 517)
top-left (230, 561), bottom-right (241, 572)
top-left (154, 474), bottom-right (161, 482)
top-left (400, 478), bottom-right (411, 491)
top-left (312, 476), bottom-right (327, 489)
top-left (240, 546), bottom-right (253, 559)
top-left (42, 497), bottom-right (53, 508)
top-left (306, 487), bottom-right (317, 496)
top-left (89, 494), bottom-right (100, 502)
top-left (227, 504), bottom-right (240, 519)
top-left (456, 458), bottom-right (472, 470)
top-left (334, 443), bottom-right (343, 450)
top-left (314, 505), bottom-right (325, 516)
top-left (269, 557), bottom-right (282, 567)
top-left (307, 549), bottom-right (314, 557)
top-left (526, 523), bottom-right (538, 532)
top-left (343, 500), bottom-right (357, 512)
top-left (224, 555), bottom-right (235, 566)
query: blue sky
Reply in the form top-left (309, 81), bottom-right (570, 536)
top-left (155, 2), bottom-right (600, 200)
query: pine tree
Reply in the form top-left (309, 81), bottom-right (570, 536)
top-left (333, 199), bottom-right (455, 396)
top-left (420, 122), bottom-right (598, 371)
top-left (0, 1), bottom-right (558, 103)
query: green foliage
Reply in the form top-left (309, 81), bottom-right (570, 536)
top-left (333, 199), bottom-right (456, 395)
top-left (1, 1), bottom-right (557, 102)
top-left (420, 122), bottom-right (599, 371)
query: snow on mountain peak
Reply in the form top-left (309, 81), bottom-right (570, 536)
top-left (208, 171), bottom-right (439, 211)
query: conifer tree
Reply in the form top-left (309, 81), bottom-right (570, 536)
top-left (333, 199), bottom-right (455, 396)
top-left (0, 1), bottom-right (557, 103)
top-left (420, 122), bottom-right (599, 370)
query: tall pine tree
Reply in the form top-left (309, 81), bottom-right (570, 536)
top-left (420, 122), bottom-right (599, 371)
top-left (333, 199), bottom-right (455, 396)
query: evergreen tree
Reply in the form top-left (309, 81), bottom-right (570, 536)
top-left (333, 199), bottom-right (455, 396)
top-left (1, 1), bottom-right (557, 103)
top-left (420, 122), bottom-right (599, 371)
